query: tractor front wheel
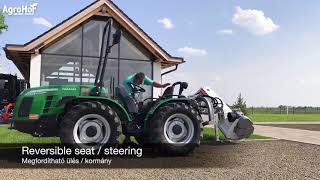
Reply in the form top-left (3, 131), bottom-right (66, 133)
top-left (150, 103), bottom-right (203, 155)
top-left (60, 101), bottom-right (122, 149)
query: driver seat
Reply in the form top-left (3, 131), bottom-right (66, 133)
top-left (162, 86), bottom-right (174, 98)
top-left (115, 86), bottom-right (138, 113)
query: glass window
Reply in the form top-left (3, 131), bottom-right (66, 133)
top-left (83, 20), bottom-right (119, 58)
top-left (40, 17), bottom-right (154, 99)
top-left (0, 79), bottom-right (7, 89)
top-left (119, 60), bottom-right (152, 99)
top-left (43, 28), bottom-right (82, 56)
top-left (82, 19), bottom-right (152, 60)
top-left (82, 57), bottom-right (118, 86)
top-left (0, 79), bottom-right (9, 97)
top-left (120, 29), bottom-right (153, 60)
top-left (41, 54), bottom-right (81, 85)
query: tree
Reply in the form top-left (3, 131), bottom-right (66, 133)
top-left (231, 93), bottom-right (248, 115)
top-left (0, 11), bottom-right (8, 34)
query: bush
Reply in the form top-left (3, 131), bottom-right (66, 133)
top-left (231, 93), bottom-right (248, 115)
top-left (0, 11), bottom-right (8, 34)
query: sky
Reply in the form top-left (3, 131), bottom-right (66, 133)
top-left (0, 0), bottom-right (320, 107)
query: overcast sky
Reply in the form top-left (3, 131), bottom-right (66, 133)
top-left (1, 0), bottom-right (320, 107)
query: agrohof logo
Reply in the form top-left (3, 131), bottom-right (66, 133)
top-left (2, 3), bottom-right (38, 16)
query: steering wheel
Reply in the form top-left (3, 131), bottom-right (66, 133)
top-left (127, 82), bottom-right (146, 94)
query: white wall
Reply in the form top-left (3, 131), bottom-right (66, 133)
top-left (29, 54), bottom-right (41, 88)
top-left (153, 62), bottom-right (162, 98)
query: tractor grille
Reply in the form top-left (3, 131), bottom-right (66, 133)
top-left (43, 96), bottom-right (54, 113)
top-left (18, 97), bottom-right (33, 117)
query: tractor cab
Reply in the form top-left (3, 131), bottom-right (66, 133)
top-left (0, 74), bottom-right (17, 107)
top-left (0, 74), bottom-right (29, 108)
top-left (114, 81), bottom-right (189, 115)
top-left (113, 80), bottom-right (191, 137)
top-left (0, 74), bottom-right (29, 122)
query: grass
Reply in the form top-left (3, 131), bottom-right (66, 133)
top-left (202, 127), bottom-right (268, 141)
top-left (0, 125), bottom-right (60, 144)
top-left (248, 114), bottom-right (320, 122)
top-left (0, 125), bottom-right (267, 144)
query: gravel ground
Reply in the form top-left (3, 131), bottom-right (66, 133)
top-left (259, 124), bottom-right (320, 131)
top-left (0, 140), bottom-right (319, 180)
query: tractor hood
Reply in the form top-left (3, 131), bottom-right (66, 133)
top-left (13, 85), bottom-right (108, 122)
top-left (20, 85), bottom-right (108, 97)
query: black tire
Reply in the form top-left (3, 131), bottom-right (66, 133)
top-left (60, 101), bottom-right (122, 148)
top-left (150, 103), bottom-right (203, 155)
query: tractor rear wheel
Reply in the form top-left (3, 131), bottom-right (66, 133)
top-left (60, 101), bottom-right (122, 149)
top-left (150, 103), bottom-right (203, 155)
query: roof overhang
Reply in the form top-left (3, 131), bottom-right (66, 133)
top-left (4, 0), bottom-right (184, 79)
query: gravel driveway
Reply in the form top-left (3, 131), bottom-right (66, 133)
top-left (0, 140), bottom-right (319, 179)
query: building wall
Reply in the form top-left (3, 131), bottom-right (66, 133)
top-left (29, 54), bottom-right (42, 88)
top-left (153, 62), bottom-right (162, 98)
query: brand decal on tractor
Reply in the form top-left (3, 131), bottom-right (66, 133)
top-left (25, 88), bottom-right (59, 95)
top-left (62, 88), bottom-right (77, 91)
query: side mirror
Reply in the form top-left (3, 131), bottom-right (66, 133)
top-left (112, 29), bottom-right (122, 46)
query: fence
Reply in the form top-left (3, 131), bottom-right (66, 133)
top-left (247, 107), bottom-right (320, 115)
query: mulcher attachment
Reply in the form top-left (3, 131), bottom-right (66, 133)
top-left (192, 87), bottom-right (254, 141)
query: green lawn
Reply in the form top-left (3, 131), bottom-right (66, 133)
top-left (202, 127), bottom-right (268, 141)
top-left (0, 125), bottom-right (268, 144)
top-left (0, 125), bottom-right (60, 144)
top-left (248, 114), bottom-right (320, 122)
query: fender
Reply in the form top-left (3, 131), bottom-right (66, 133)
top-left (67, 96), bottom-right (131, 122)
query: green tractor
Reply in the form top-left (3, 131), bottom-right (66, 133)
top-left (12, 19), bottom-right (203, 155)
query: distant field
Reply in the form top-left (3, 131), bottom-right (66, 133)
top-left (248, 114), bottom-right (320, 122)
top-left (0, 125), bottom-right (267, 144)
